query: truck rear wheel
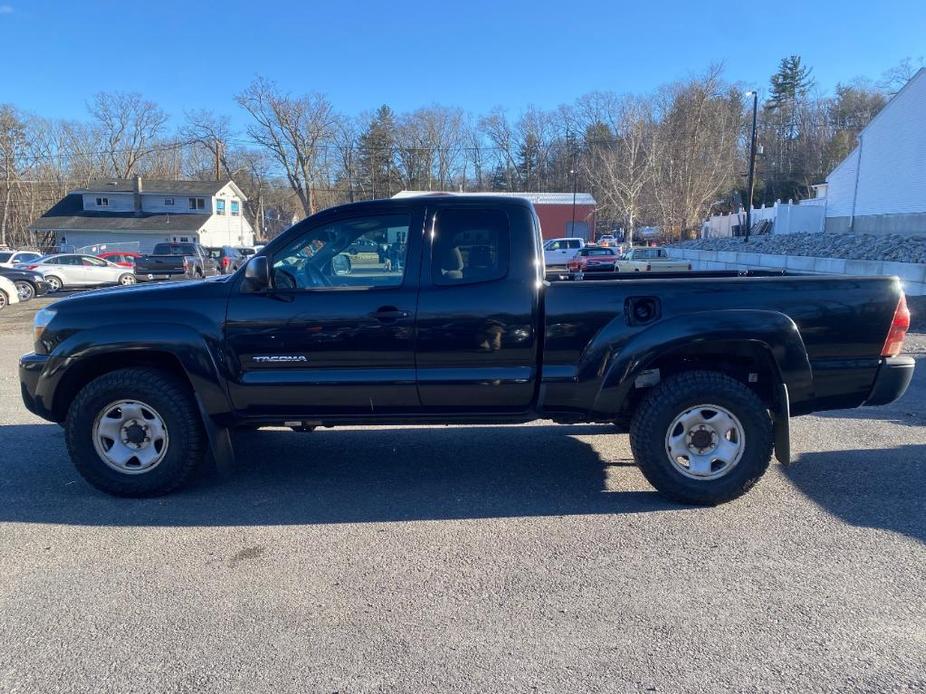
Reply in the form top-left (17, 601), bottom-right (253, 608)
top-left (629, 370), bottom-right (773, 505)
top-left (65, 368), bottom-right (206, 497)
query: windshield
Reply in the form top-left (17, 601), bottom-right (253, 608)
top-left (0, 253), bottom-right (12, 262)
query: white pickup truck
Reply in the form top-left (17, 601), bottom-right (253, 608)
top-left (543, 237), bottom-right (585, 266)
top-left (616, 247), bottom-right (691, 272)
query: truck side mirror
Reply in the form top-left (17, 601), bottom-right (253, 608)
top-left (243, 255), bottom-right (270, 291)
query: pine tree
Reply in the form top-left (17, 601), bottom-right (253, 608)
top-left (767, 56), bottom-right (814, 110)
top-left (358, 105), bottom-right (397, 199)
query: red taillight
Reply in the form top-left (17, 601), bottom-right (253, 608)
top-left (222, 257), bottom-right (231, 267)
top-left (882, 294), bottom-right (910, 357)
top-left (24, 265), bottom-right (38, 270)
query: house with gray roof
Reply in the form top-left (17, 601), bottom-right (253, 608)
top-left (30, 176), bottom-right (255, 252)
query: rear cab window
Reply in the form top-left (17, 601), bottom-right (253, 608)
top-left (432, 208), bottom-right (510, 286)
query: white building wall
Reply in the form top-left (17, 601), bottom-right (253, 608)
top-left (823, 148), bottom-right (858, 218)
top-left (199, 211), bottom-right (254, 246)
top-left (823, 69), bottom-right (926, 234)
top-left (81, 192), bottom-right (135, 212)
top-left (853, 72), bottom-right (926, 216)
top-left (141, 194), bottom-right (212, 214)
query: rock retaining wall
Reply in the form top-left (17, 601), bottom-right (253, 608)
top-left (668, 247), bottom-right (926, 296)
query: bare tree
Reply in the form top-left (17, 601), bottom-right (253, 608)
top-left (651, 68), bottom-right (744, 239)
top-left (583, 95), bottom-right (656, 236)
top-left (0, 105), bottom-right (28, 246)
top-left (236, 77), bottom-right (338, 216)
top-left (88, 91), bottom-right (168, 178)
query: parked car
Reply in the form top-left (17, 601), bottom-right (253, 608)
top-left (542, 237), bottom-right (585, 266)
top-left (597, 234), bottom-right (617, 247)
top-left (616, 247), bottom-right (692, 272)
top-left (97, 251), bottom-right (141, 268)
top-left (19, 196), bottom-right (914, 505)
top-left (346, 238), bottom-right (379, 255)
top-left (134, 242), bottom-right (218, 282)
top-left (566, 247), bottom-right (619, 273)
top-left (206, 246), bottom-right (245, 274)
top-left (0, 267), bottom-right (50, 301)
top-left (20, 254), bottom-right (136, 291)
top-left (0, 274), bottom-right (20, 310)
top-left (237, 245), bottom-right (265, 258)
top-left (0, 250), bottom-right (43, 268)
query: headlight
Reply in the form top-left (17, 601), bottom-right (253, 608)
top-left (33, 307), bottom-right (56, 353)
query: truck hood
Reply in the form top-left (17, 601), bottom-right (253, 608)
top-left (49, 275), bottom-right (232, 310)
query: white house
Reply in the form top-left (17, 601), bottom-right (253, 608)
top-left (30, 177), bottom-right (255, 252)
top-left (823, 68), bottom-right (926, 236)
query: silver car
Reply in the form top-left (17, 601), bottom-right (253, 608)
top-left (25, 254), bottom-right (136, 292)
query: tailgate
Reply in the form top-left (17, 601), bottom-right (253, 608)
top-left (136, 256), bottom-right (184, 273)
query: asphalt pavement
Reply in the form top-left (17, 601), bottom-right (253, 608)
top-left (0, 293), bottom-right (924, 693)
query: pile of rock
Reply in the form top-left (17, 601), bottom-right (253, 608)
top-left (671, 233), bottom-right (926, 264)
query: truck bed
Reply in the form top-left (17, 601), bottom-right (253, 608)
top-left (541, 271), bottom-right (903, 417)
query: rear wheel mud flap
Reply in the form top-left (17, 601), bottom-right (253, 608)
top-left (773, 383), bottom-right (791, 465)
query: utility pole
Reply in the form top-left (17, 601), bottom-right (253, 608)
top-left (214, 139), bottom-right (222, 182)
top-left (569, 129), bottom-right (578, 237)
top-left (744, 90), bottom-right (759, 243)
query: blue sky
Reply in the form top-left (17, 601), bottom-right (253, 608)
top-left (1, 0), bottom-right (924, 126)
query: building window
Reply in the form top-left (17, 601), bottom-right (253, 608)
top-left (216, 199), bottom-right (226, 215)
top-left (188, 197), bottom-right (205, 210)
top-left (164, 198), bottom-right (174, 206)
top-left (96, 197), bottom-right (109, 207)
top-left (230, 200), bottom-right (240, 216)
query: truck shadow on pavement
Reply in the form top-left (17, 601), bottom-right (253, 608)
top-left (786, 444), bottom-right (926, 544)
top-left (0, 423), bottom-right (680, 527)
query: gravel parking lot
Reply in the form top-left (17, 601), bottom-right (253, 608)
top-left (0, 293), bottom-right (924, 693)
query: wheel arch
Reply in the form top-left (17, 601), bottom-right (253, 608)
top-left (48, 324), bottom-right (233, 424)
top-left (591, 309), bottom-right (813, 421)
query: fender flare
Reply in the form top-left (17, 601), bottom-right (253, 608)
top-left (49, 322), bottom-right (233, 420)
top-left (589, 309), bottom-right (813, 418)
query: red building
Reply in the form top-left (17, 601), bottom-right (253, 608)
top-left (394, 191), bottom-right (597, 241)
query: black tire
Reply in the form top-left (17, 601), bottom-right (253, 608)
top-left (0, 289), bottom-right (7, 310)
top-left (45, 275), bottom-right (63, 292)
top-left (15, 280), bottom-right (35, 301)
top-left (65, 368), bottom-right (206, 497)
top-left (117, 273), bottom-right (136, 286)
top-left (629, 370), bottom-right (773, 505)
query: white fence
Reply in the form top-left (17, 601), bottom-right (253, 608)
top-left (702, 200), bottom-right (825, 238)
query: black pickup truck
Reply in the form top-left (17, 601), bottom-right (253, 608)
top-left (134, 242), bottom-right (218, 281)
top-left (20, 196), bottom-right (914, 503)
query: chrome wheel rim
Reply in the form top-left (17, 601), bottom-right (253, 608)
top-left (47, 277), bottom-right (61, 292)
top-left (16, 282), bottom-right (33, 301)
top-left (0, 291), bottom-right (6, 308)
top-left (120, 274), bottom-right (136, 285)
top-left (665, 403), bottom-right (745, 480)
top-left (92, 400), bottom-right (169, 474)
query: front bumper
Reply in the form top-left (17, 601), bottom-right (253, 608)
top-left (19, 352), bottom-right (55, 420)
top-left (863, 356), bottom-right (915, 406)
top-left (33, 280), bottom-right (50, 296)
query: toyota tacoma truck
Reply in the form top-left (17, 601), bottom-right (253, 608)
top-left (20, 195), bottom-right (914, 503)
top-left (134, 242), bottom-right (218, 281)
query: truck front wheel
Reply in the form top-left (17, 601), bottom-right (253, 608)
top-left (629, 370), bottom-right (773, 505)
top-left (65, 368), bottom-right (206, 497)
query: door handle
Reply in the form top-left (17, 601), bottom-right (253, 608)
top-left (371, 306), bottom-right (409, 322)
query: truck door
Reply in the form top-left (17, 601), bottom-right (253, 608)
top-left (415, 204), bottom-right (541, 412)
top-left (224, 206), bottom-right (423, 417)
